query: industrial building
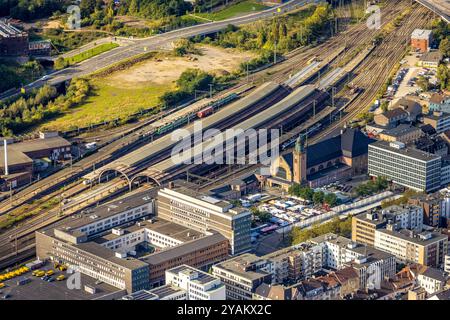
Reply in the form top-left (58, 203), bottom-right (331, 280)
top-left (157, 182), bottom-right (252, 255)
top-left (411, 29), bottom-right (433, 53)
top-left (0, 20), bottom-right (28, 56)
top-left (0, 132), bottom-right (71, 190)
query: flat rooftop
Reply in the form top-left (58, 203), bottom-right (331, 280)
top-left (54, 190), bottom-right (155, 232)
top-left (168, 264), bottom-right (219, 285)
top-left (411, 29), bottom-right (432, 39)
top-left (11, 136), bottom-right (71, 153)
top-left (122, 290), bottom-right (158, 300)
top-left (377, 229), bottom-right (448, 246)
top-left (141, 232), bottom-right (228, 266)
top-left (160, 185), bottom-right (232, 209)
top-left (148, 284), bottom-right (184, 299)
top-left (75, 242), bottom-right (148, 270)
top-left (0, 136), bottom-right (70, 168)
top-left (369, 140), bottom-right (441, 162)
top-left (382, 124), bottom-right (422, 137)
top-left (213, 253), bottom-right (270, 281)
top-left (0, 148), bottom-right (32, 168)
top-left (3, 271), bottom-right (123, 300)
top-left (93, 218), bottom-right (204, 244)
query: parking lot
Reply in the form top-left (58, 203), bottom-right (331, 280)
top-left (0, 262), bottom-right (122, 300)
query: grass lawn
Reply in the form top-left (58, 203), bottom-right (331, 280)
top-left (65, 43), bottom-right (119, 65)
top-left (197, 0), bottom-right (268, 21)
top-left (40, 79), bottom-right (173, 131)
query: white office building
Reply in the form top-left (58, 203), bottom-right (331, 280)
top-left (165, 265), bottom-right (226, 300)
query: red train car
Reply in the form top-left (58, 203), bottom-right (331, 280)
top-left (197, 106), bottom-right (214, 118)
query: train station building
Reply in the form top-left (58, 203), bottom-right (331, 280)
top-left (267, 127), bottom-right (375, 190)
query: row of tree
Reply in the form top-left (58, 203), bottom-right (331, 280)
top-left (196, 4), bottom-right (332, 54)
top-left (290, 216), bottom-right (352, 245)
top-left (354, 176), bottom-right (388, 197)
top-left (0, 79), bottom-right (91, 136)
top-left (432, 19), bottom-right (450, 90)
top-left (288, 183), bottom-right (339, 207)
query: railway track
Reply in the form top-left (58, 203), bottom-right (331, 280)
top-left (0, 0), bottom-right (403, 216)
top-left (312, 3), bottom-right (433, 143)
top-left (0, 0), bottom-right (434, 268)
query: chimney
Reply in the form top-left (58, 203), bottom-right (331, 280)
top-left (168, 181), bottom-right (174, 189)
top-left (3, 139), bottom-right (8, 176)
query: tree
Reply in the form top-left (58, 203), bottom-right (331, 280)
top-left (437, 63), bottom-right (450, 90)
top-left (439, 37), bottom-right (450, 58)
top-left (80, 0), bottom-right (97, 17)
top-left (128, 0), bottom-right (139, 15)
top-left (312, 191), bottom-right (324, 205)
top-left (176, 68), bottom-right (213, 94)
top-left (54, 57), bottom-right (68, 70)
top-left (324, 193), bottom-right (338, 207)
top-left (416, 76), bottom-right (430, 92)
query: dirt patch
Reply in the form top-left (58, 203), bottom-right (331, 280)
top-left (107, 45), bottom-right (256, 87)
top-left (43, 20), bottom-right (63, 29)
top-left (115, 15), bottom-right (150, 29)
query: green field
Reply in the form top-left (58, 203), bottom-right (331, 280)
top-left (40, 79), bottom-right (173, 131)
top-left (197, 1), bottom-right (268, 21)
top-left (65, 43), bottom-right (119, 65)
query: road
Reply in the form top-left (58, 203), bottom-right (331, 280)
top-left (415, 0), bottom-right (450, 22)
top-left (0, 0), bottom-right (308, 101)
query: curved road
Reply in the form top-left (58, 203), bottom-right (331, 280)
top-left (23, 0), bottom-right (309, 90)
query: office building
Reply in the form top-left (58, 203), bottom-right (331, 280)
top-left (35, 191), bottom-right (230, 293)
top-left (368, 140), bottom-right (442, 192)
top-left (124, 265), bottom-right (226, 300)
top-left (157, 184), bottom-right (251, 255)
top-left (164, 265), bottom-right (225, 300)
